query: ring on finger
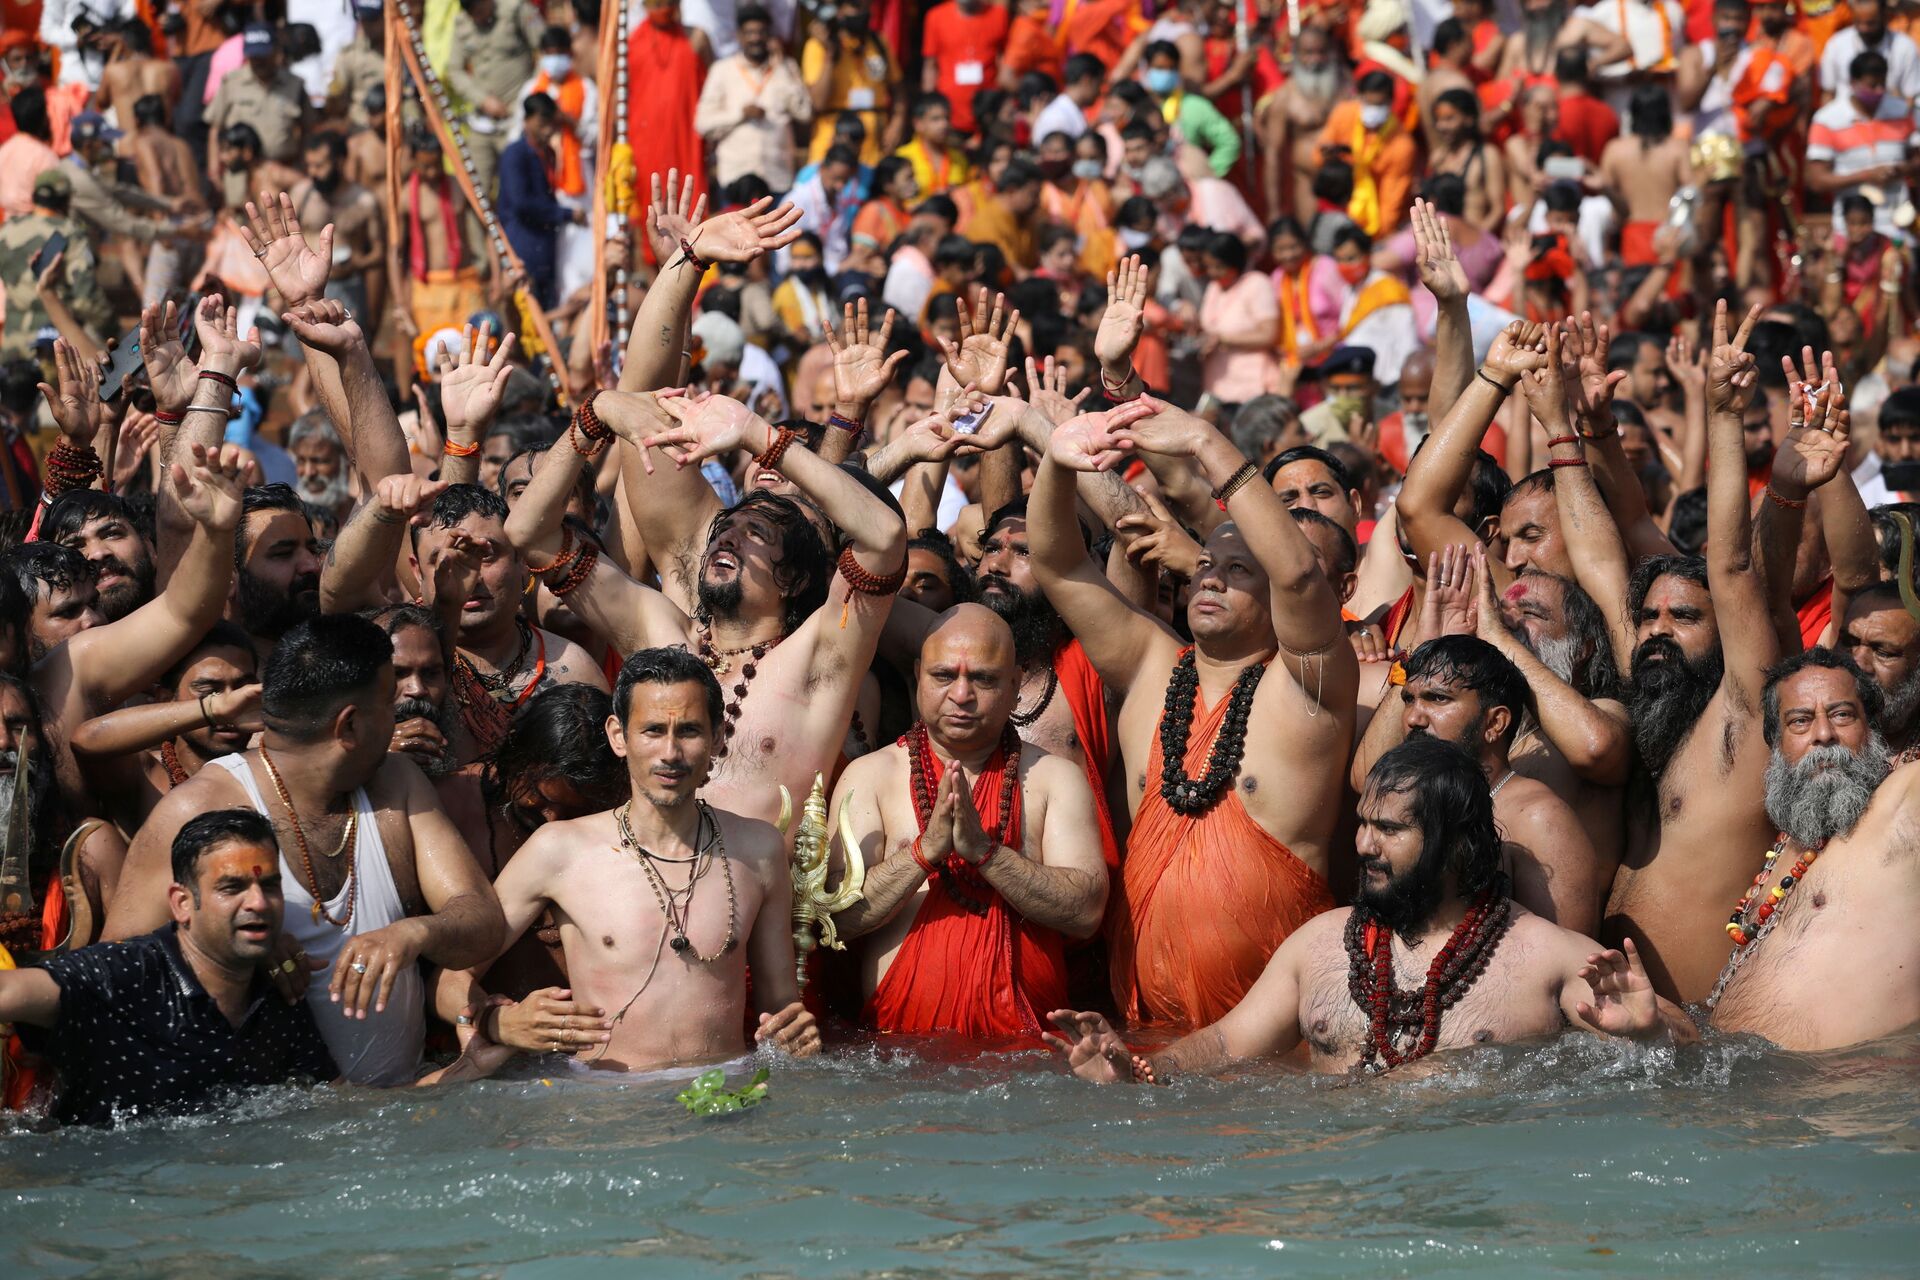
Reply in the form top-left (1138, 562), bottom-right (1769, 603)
top-left (352, 960), bottom-right (368, 974)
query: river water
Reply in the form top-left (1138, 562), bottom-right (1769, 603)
top-left (4, 1030), bottom-right (1919, 1278)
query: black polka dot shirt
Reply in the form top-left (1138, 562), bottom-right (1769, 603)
top-left (18, 927), bottom-right (338, 1127)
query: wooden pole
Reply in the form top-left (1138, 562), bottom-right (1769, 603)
top-left (384, 0), bottom-right (408, 392)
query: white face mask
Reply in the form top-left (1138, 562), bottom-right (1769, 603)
top-left (539, 54), bottom-right (573, 79)
top-left (1360, 102), bottom-right (1391, 130)
top-left (1071, 159), bottom-right (1103, 181)
top-left (1120, 227), bottom-right (1154, 250)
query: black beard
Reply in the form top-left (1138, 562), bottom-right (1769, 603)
top-left (312, 171), bottom-right (342, 196)
top-left (1627, 636), bottom-right (1724, 778)
top-left (697, 574), bottom-right (744, 621)
top-left (236, 569), bottom-right (320, 639)
top-left (394, 695), bottom-right (460, 777)
top-left (977, 576), bottom-right (1061, 666)
top-left (1356, 848), bottom-right (1450, 939)
top-left (93, 552), bottom-right (155, 622)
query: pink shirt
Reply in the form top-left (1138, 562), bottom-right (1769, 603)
top-left (1200, 271), bottom-right (1280, 404)
top-left (0, 134), bottom-right (60, 220)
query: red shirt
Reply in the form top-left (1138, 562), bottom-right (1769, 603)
top-left (1555, 90), bottom-right (1620, 165)
top-left (922, 2), bottom-right (1010, 135)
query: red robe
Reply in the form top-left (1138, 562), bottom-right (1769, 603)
top-left (1055, 638), bottom-right (1118, 869)
top-left (626, 18), bottom-right (707, 225)
top-left (862, 731), bottom-right (1068, 1040)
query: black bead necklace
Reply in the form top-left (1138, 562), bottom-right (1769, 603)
top-left (1157, 648), bottom-right (1267, 815)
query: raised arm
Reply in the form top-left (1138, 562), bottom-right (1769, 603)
top-left (1563, 314), bottom-right (1675, 563)
top-left (1026, 403), bottom-right (1172, 692)
top-left (280, 296), bottom-right (412, 494)
top-left (1410, 199), bottom-right (1475, 419)
top-left (820, 299), bottom-right (909, 463)
top-left (1757, 361), bottom-right (1853, 657)
top-left (319, 472), bottom-right (446, 614)
top-left (70, 682), bottom-right (260, 762)
top-left (431, 325), bottom-right (518, 488)
top-left (1702, 301), bottom-right (1781, 709)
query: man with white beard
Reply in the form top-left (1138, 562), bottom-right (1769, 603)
top-left (1705, 650), bottom-right (1920, 1051)
top-left (288, 412), bottom-right (355, 527)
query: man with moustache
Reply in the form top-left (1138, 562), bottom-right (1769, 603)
top-left (231, 485), bottom-right (327, 659)
top-left (1597, 307), bottom-right (1846, 1002)
top-left (1705, 650), bottom-right (1920, 1050)
top-left (287, 414), bottom-right (356, 529)
top-left (1838, 583), bottom-right (1920, 762)
top-left (433, 648), bottom-right (820, 1067)
top-left (1354, 626), bottom-right (1603, 930)
top-left (1044, 738), bottom-right (1668, 1080)
top-left (830, 605), bottom-right (1108, 1039)
top-left (1497, 0), bottom-right (1631, 80)
top-left (44, 491), bottom-right (156, 623)
top-left (69, 622), bottom-right (261, 832)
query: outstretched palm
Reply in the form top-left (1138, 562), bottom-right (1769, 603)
top-left (139, 301), bottom-right (195, 413)
top-left (241, 191), bottom-right (333, 310)
top-left (1093, 254), bottom-right (1148, 369)
top-left (1025, 354), bottom-right (1089, 427)
top-left (693, 196), bottom-right (803, 263)
top-left (171, 442), bottom-right (248, 531)
top-left (827, 299), bottom-right (905, 407)
top-left (1410, 197), bottom-right (1468, 305)
top-left (437, 326), bottom-right (517, 437)
top-left (1773, 376), bottom-right (1850, 492)
top-left (37, 339), bottom-right (107, 443)
top-left (194, 295), bottom-right (264, 372)
top-left (940, 289), bottom-right (1018, 394)
top-left (646, 392), bottom-right (768, 466)
top-left (1572, 938), bottom-right (1659, 1037)
top-left (646, 168), bottom-right (706, 265)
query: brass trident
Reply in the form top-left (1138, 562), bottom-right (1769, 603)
top-left (775, 773), bottom-right (865, 990)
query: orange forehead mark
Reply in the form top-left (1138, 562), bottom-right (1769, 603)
top-left (1502, 582), bottom-right (1529, 604)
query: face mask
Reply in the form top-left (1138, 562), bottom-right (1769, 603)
top-left (1360, 102), bottom-right (1391, 130)
top-left (1336, 259), bottom-right (1369, 285)
top-left (1120, 227), bottom-right (1154, 250)
top-left (1039, 157), bottom-right (1071, 179)
top-left (1857, 88), bottom-right (1886, 112)
top-left (1071, 158), bottom-right (1103, 181)
top-left (1145, 68), bottom-right (1181, 95)
top-left (539, 54), bottom-right (572, 78)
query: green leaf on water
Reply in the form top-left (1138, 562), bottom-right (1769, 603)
top-left (677, 1066), bottom-right (771, 1116)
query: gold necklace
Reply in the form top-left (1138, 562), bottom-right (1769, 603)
top-left (258, 747), bottom-right (358, 927)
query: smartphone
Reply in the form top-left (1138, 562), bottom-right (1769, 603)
top-left (98, 320), bottom-right (146, 401)
top-left (950, 405), bottom-right (987, 435)
top-left (1543, 155), bottom-right (1585, 182)
top-left (29, 230), bottom-right (68, 277)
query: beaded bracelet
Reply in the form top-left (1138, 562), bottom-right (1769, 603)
top-left (1211, 460), bottom-right (1259, 504)
top-left (45, 439), bottom-right (103, 495)
top-left (546, 543), bottom-right (599, 597)
top-left (442, 437), bottom-right (480, 457)
top-left (1764, 484), bottom-right (1808, 510)
top-left (1476, 369), bottom-right (1514, 394)
top-left (674, 237), bottom-right (709, 273)
top-left (755, 425), bottom-right (798, 473)
top-left (837, 543), bottom-right (907, 596)
top-left (574, 389), bottom-right (611, 443)
top-left (567, 421), bottom-right (605, 460)
top-left (1129, 1054), bottom-right (1160, 1085)
top-left (1547, 457), bottom-right (1589, 469)
top-left (1100, 366), bottom-right (1139, 403)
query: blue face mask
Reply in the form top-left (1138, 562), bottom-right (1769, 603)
top-left (1146, 68), bottom-right (1181, 95)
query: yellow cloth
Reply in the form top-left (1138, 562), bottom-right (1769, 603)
top-left (1343, 273), bottom-right (1412, 334)
top-left (1348, 115), bottom-right (1396, 237)
top-left (895, 138), bottom-right (972, 196)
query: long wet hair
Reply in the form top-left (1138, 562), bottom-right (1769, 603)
top-left (1364, 736), bottom-right (1504, 900)
top-left (702, 492), bottom-right (831, 636)
top-left (486, 683), bottom-right (629, 816)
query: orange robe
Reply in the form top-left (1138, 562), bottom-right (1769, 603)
top-left (626, 19), bottom-right (707, 223)
top-left (1108, 654), bottom-right (1335, 1028)
top-left (863, 731), bottom-right (1068, 1040)
top-left (1055, 638), bottom-right (1118, 870)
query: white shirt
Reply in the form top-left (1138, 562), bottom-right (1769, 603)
top-left (883, 243), bottom-right (935, 321)
top-left (1574, 0), bottom-right (1685, 77)
top-left (1821, 27), bottom-right (1920, 104)
top-left (1032, 93), bottom-right (1090, 143)
top-left (678, 0), bottom-right (798, 57)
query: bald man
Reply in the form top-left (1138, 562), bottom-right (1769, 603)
top-left (828, 604), bottom-right (1109, 1042)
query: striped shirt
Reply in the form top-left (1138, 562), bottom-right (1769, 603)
top-left (1807, 95), bottom-right (1919, 235)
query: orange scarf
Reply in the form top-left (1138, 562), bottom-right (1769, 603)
top-left (1277, 263), bottom-right (1318, 358)
top-left (530, 71), bottom-right (587, 197)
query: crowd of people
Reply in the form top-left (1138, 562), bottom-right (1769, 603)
top-left (1, 0), bottom-right (1919, 1125)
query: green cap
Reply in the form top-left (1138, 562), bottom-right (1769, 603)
top-left (32, 168), bottom-right (72, 200)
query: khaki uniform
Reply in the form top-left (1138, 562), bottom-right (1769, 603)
top-left (0, 212), bottom-right (108, 359)
top-left (69, 160), bottom-right (171, 244)
top-left (445, 0), bottom-right (542, 197)
top-left (205, 66), bottom-right (310, 164)
top-left (330, 32), bottom-right (386, 129)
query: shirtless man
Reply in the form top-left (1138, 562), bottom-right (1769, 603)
top-left (124, 92), bottom-right (206, 305)
top-left (1029, 393), bottom-right (1359, 1029)
top-left (1498, 0), bottom-right (1631, 80)
top-left (1600, 84), bottom-right (1693, 271)
top-left (292, 133), bottom-right (385, 325)
top-left (830, 605), bottom-right (1107, 1036)
top-left (68, 622), bottom-right (261, 833)
top-left (1839, 583), bottom-right (1920, 761)
top-left (1259, 23), bottom-right (1344, 219)
top-left (435, 647), bottom-right (819, 1069)
top-left (1426, 88), bottom-right (1507, 233)
top-left (1352, 627), bottom-right (1604, 931)
top-left (1596, 306), bottom-right (1840, 1001)
top-left (93, 19), bottom-right (178, 127)
top-left (103, 614), bottom-right (507, 1084)
top-left (1045, 738), bottom-right (1665, 1078)
top-left (1707, 651), bottom-right (1920, 1048)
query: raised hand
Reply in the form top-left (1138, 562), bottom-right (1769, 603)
top-left (646, 391), bottom-right (771, 467)
top-left (1482, 320), bottom-right (1550, 385)
top-left (1418, 544), bottom-right (1479, 639)
top-left (424, 526), bottom-right (485, 610)
top-left (372, 472), bottom-right (452, 527)
top-left (138, 300), bottom-right (195, 414)
top-left (1025, 354), bottom-right (1091, 427)
top-left (281, 297), bottom-right (366, 359)
top-left (436, 324), bottom-right (518, 439)
top-left (938, 288), bottom-right (1019, 395)
top-left (1705, 299), bottom-right (1763, 417)
top-left (1560, 311), bottom-right (1627, 426)
top-left (826, 298), bottom-right (907, 411)
top-left (113, 409), bottom-right (161, 489)
top-left (1041, 1010), bottom-right (1132, 1083)
top-left (1094, 253), bottom-right (1149, 372)
top-left (645, 168), bottom-right (707, 267)
top-left (1116, 490), bottom-right (1203, 579)
top-left (1572, 937), bottom-right (1660, 1038)
top-left (1772, 366), bottom-right (1849, 496)
top-left (239, 190), bottom-right (333, 310)
top-left (193, 294), bottom-right (263, 375)
top-left (1410, 196), bottom-right (1469, 306)
top-left (1045, 401), bottom-right (1158, 471)
top-left (37, 338), bottom-right (111, 444)
top-left (691, 195), bottom-right (803, 264)
top-left (1102, 394), bottom-right (1207, 458)
top-left (169, 441), bottom-right (249, 531)
top-left (208, 682), bottom-right (265, 734)
top-left (1665, 332), bottom-right (1705, 400)
top-left (1517, 324), bottom-right (1574, 430)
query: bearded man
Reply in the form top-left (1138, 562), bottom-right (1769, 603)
top-left (1497, 0), bottom-right (1631, 79)
top-left (44, 490), bottom-right (156, 622)
top-left (1706, 650), bottom-right (1920, 1050)
top-left (231, 483), bottom-right (325, 659)
top-left (1838, 582), bottom-right (1920, 763)
top-left (288, 412), bottom-right (355, 527)
top-left (434, 648), bottom-right (819, 1068)
top-left (830, 605), bottom-right (1107, 1039)
top-left (1259, 22), bottom-right (1346, 225)
top-left (1030, 397), bottom-right (1356, 1031)
top-left (1045, 738), bottom-right (1670, 1080)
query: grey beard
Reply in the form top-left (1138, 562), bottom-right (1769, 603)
top-left (0, 748), bottom-right (53, 850)
top-left (302, 468), bottom-right (352, 513)
top-left (1763, 738), bottom-right (1890, 847)
top-left (1290, 65), bottom-right (1341, 100)
top-left (1525, 11), bottom-right (1563, 50)
top-left (1883, 665), bottom-right (1920, 741)
top-left (1528, 626), bottom-right (1580, 685)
